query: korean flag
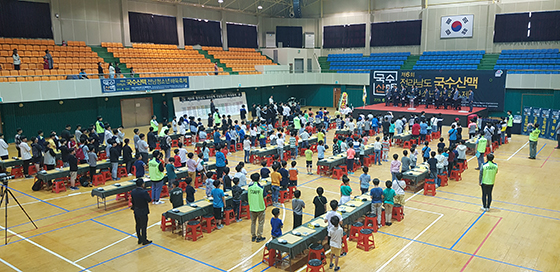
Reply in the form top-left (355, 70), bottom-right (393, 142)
top-left (441, 15), bottom-right (474, 38)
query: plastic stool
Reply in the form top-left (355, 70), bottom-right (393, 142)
top-left (92, 174), bottom-right (105, 186)
top-left (306, 259), bottom-right (325, 272)
top-left (264, 195), bottom-right (272, 207)
top-left (424, 182), bottom-right (436, 196)
top-left (278, 189), bottom-right (289, 203)
top-left (161, 185), bottom-right (170, 197)
top-left (450, 170), bottom-right (462, 181)
top-left (338, 165), bottom-right (348, 175)
top-left (240, 202), bottom-right (251, 219)
top-left (184, 220), bottom-right (203, 241)
top-left (288, 186), bottom-right (296, 199)
top-left (262, 243), bottom-right (281, 267)
top-left (179, 181), bottom-right (187, 192)
top-left (161, 214), bottom-right (176, 231)
top-left (364, 213), bottom-right (379, 232)
top-left (349, 222), bottom-right (364, 242)
top-left (101, 170), bottom-right (111, 182)
top-left (356, 229), bottom-right (375, 251)
top-left (117, 166), bottom-right (127, 178)
top-left (223, 208), bottom-right (236, 225)
top-left (307, 244), bottom-right (326, 264)
top-left (342, 232), bottom-right (349, 254)
top-left (171, 139), bottom-right (179, 148)
top-left (201, 214), bottom-right (216, 233)
top-left (10, 167), bottom-right (23, 179)
top-left (116, 192), bottom-right (130, 201)
top-left (52, 180), bottom-right (67, 193)
top-left (236, 142), bottom-right (243, 150)
top-left (332, 168), bottom-right (343, 180)
top-left (381, 209), bottom-right (386, 226)
top-left (28, 165), bottom-right (37, 176)
top-left (403, 141), bottom-right (411, 149)
top-left (438, 175), bottom-right (448, 186)
top-left (392, 204), bottom-right (403, 222)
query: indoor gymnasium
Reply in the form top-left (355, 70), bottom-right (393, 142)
top-left (0, 0), bottom-right (559, 271)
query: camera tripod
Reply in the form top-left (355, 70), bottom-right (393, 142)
top-left (0, 182), bottom-right (38, 245)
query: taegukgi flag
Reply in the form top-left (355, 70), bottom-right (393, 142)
top-left (441, 15), bottom-right (474, 38)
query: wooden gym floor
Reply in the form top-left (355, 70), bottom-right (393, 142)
top-left (0, 119), bottom-right (558, 271)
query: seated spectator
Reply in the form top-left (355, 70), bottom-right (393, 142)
top-left (79, 69), bottom-right (89, 79)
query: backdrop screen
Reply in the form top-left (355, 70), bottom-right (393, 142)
top-left (371, 20), bottom-right (422, 46)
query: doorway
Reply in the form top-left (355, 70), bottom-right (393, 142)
top-left (294, 58), bottom-right (304, 73)
top-left (120, 97), bottom-right (153, 128)
top-left (333, 88), bottom-right (341, 108)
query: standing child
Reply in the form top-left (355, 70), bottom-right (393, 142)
top-left (292, 190), bottom-right (305, 228)
top-left (339, 175), bottom-right (352, 205)
top-left (173, 150), bottom-right (182, 168)
top-left (260, 161), bottom-right (271, 179)
top-left (313, 187), bottom-right (327, 218)
top-left (382, 136), bottom-right (390, 162)
top-left (270, 163), bottom-right (281, 207)
top-left (166, 157), bottom-right (177, 188)
top-left (346, 146), bottom-right (356, 175)
top-left (243, 137), bottom-right (252, 163)
top-left (211, 180), bottom-right (225, 229)
top-left (232, 177), bottom-right (243, 222)
top-left (134, 154), bottom-right (146, 178)
top-left (359, 166), bottom-right (371, 194)
top-left (68, 149), bottom-right (79, 190)
top-left (370, 178), bottom-right (383, 229)
top-left (317, 140), bottom-right (327, 161)
top-left (288, 161), bottom-right (298, 186)
top-left (427, 151), bottom-right (438, 183)
top-left (437, 138), bottom-right (445, 151)
top-left (169, 181), bottom-right (183, 209)
top-left (435, 149), bottom-right (446, 187)
top-left (390, 154), bottom-right (401, 181)
top-left (373, 137), bottom-right (382, 165)
top-left (410, 146), bottom-right (418, 168)
top-left (328, 216), bottom-right (344, 271)
top-left (205, 172), bottom-right (215, 197)
top-left (383, 180), bottom-right (396, 226)
top-left (422, 141), bottom-right (431, 163)
top-left (184, 177), bottom-right (195, 204)
top-left (270, 208), bottom-right (283, 239)
top-left (305, 148), bottom-right (313, 175)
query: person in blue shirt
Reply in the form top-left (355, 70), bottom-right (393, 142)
top-left (270, 208), bottom-right (283, 239)
top-left (448, 124), bottom-right (458, 146)
top-left (236, 127), bottom-right (245, 142)
top-left (371, 117), bottom-right (379, 134)
top-left (79, 69), bottom-right (89, 79)
top-left (134, 154), bottom-right (146, 178)
top-left (279, 161), bottom-right (290, 189)
top-left (419, 121), bottom-right (428, 142)
top-left (211, 180), bottom-right (225, 229)
top-left (260, 161), bottom-right (271, 179)
top-left (215, 145), bottom-right (227, 179)
top-left (166, 157), bottom-right (177, 188)
top-left (370, 178), bottom-right (384, 228)
top-left (213, 128), bottom-right (221, 147)
top-left (317, 140), bottom-right (327, 160)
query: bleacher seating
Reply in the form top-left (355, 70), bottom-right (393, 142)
top-left (0, 38), bottom-right (105, 82)
top-left (413, 50), bottom-right (483, 70)
top-left (203, 46), bottom-right (273, 74)
top-left (494, 48), bottom-right (560, 72)
top-left (104, 43), bottom-right (226, 77)
top-left (326, 52), bottom-right (409, 73)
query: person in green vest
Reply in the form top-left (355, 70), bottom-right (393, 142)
top-left (148, 150), bottom-right (165, 205)
top-left (475, 135), bottom-right (488, 170)
top-left (528, 123), bottom-right (540, 159)
top-left (213, 109), bottom-right (221, 127)
top-left (479, 153), bottom-right (498, 211)
top-left (293, 115), bottom-right (301, 134)
top-left (247, 172), bottom-right (266, 243)
top-left (506, 111), bottom-right (514, 141)
top-left (150, 115), bottom-right (159, 132)
top-left (95, 116), bottom-right (104, 134)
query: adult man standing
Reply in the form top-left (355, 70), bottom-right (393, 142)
top-left (269, 96), bottom-right (274, 105)
top-left (210, 99), bottom-right (216, 115)
top-left (506, 111), bottom-right (514, 141)
top-left (528, 123), bottom-right (540, 159)
top-left (131, 178), bottom-right (152, 245)
top-left (161, 101), bottom-right (169, 123)
top-left (468, 90), bottom-right (474, 112)
top-left (248, 173), bottom-right (266, 243)
top-left (479, 153), bottom-right (498, 211)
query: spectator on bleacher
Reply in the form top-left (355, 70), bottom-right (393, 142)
top-left (44, 50), bottom-right (53, 69)
top-left (62, 40), bottom-right (68, 46)
top-left (129, 67), bottom-right (135, 78)
top-left (97, 62), bottom-right (104, 78)
top-left (115, 62), bottom-right (121, 78)
top-left (108, 63), bottom-right (115, 78)
top-left (79, 69), bottom-right (89, 79)
top-left (214, 63), bottom-right (219, 75)
top-left (12, 49), bottom-right (21, 70)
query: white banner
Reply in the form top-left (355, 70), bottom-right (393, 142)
top-left (440, 14), bottom-right (474, 38)
top-left (172, 92), bottom-right (247, 121)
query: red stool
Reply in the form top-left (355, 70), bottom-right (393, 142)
top-left (485, 146), bottom-right (491, 156)
top-left (364, 213), bottom-right (379, 232)
top-left (392, 205), bottom-right (403, 222)
top-left (117, 166), bottom-right (127, 178)
top-left (116, 192), bottom-right (130, 201)
top-left (262, 243), bottom-right (281, 267)
top-left (223, 208), bottom-right (236, 225)
top-left (307, 244), bottom-right (326, 264)
top-left (278, 189), bottom-right (289, 203)
top-left (310, 145), bottom-right (318, 152)
top-left (52, 180), bottom-right (67, 193)
top-left (209, 147), bottom-right (215, 156)
top-left (171, 139), bottom-right (179, 148)
top-left (101, 170), bottom-right (111, 182)
top-left (10, 167), bottom-right (23, 179)
top-left (463, 160), bottom-right (468, 170)
top-left (240, 202), bottom-right (251, 219)
top-left (438, 175), bottom-right (448, 186)
top-left (424, 181), bottom-right (436, 196)
top-left (155, 143), bottom-right (161, 150)
top-left (161, 214), bottom-right (176, 231)
top-left (339, 165), bottom-right (348, 175)
top-left (265, 156), bottom-right (274, 167)
top-left (403, 141), bottom-right (411, 149)
top-left (179, 181), bottom-right (187, 192)
top-left (131, 165), bottom-right (137, 175)
top-left (194, 175), bottom-right (203, 188)
top-left (161, 185), bottom-right (170, 197)
top-left (236, 142), bottom-right (243, 150)
top-left (363, 156), bottom-right (372, 167)
top-left (185, 137), bottom-right (192, 146)
top-left (381, 210), bottom-right (386, 226)
top-left (332, 168), bottom-right (343, 180)
top-left (450, 170), bottom-right (462, 181)
top-left (185, 220), bottom-right (203, 241)
top-left (342, 232), bottom-right (349, 254)
top-left (92, 174), bottom-right (105, 186)
top-left (28, 165), bottom-right (37, 176)
top-left (356, 229), bottom-right (375, 251)
top-left (229, 145), bottom-right (236, 153)
top-left (98, 152), bottom-right (107, 160)
top-left (426, 134), bottom-right (432, 142)
top-left (349, 222), bottom-right (364, 242)
top-left (264, 195), bottom-right (272, 207)
top-left (300, 148), bottom-right (308, 156)
top-left (306, 259), bottom-right (325, 272)
top-left (201, 214), bottom-right (216, 233)
top-left (288, 186), bottom-right (296, 199)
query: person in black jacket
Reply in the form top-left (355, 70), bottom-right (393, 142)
top-left (30, 137), bottom-right (43, 174)
top-left (122, 139), bottom-right (133, 176)
top-left (147, 127), bottom-right (157, 151)
top-left (109, 141), bottom-right (120, 181)
top-left (61, 125), bottom-right (71, 142)
top-left (68, 149), bottom-right (79, 190)
top-left (59, 139), bottom-right (71, 167)
top-left (88, 128), bottom-right (100, 153)
top-left (131, 178), bottom-right (152, 245)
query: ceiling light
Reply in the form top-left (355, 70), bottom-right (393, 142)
top-left (218, 0), bottom-right (223, 3)
top-left (258, 5), bottom-right (263, 9)
top-left (201, 4), bottom-right (204, 7)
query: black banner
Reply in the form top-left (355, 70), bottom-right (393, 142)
top-left (369, 70), bottom-right (507, 111)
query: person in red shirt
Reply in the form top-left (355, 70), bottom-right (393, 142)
top-left (411, 121), bottom-right (421, 140)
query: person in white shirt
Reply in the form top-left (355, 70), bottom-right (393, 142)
top-left (108, 63), bottom-right (116, 78)
top-left (347, 118), bottom-right (355, 131)
top-left (269, 96), bottom-right (274, 105)
top-left (0, 133), bottom-right (9, 160)
top-left (283, 105), bottom-right (290, 117)
top-left (328, 216), bottom-right (344, 269)
top-left (233, 164), bottom-right (247, 187)
top-left (243, 138), bottom-right (251, 163)
top-left (19, 136), bottom-right (33, 178)
top-left (178, 143), bottom-right (188, 166)
top-left (277, 133), bottom-right (285, 160)
top-left (393, 173), bottom-right (407, 214)
top-left (12, 49), bottom-right (21, 70)
top-left (456, 140), bottom-right (467, 163)
top-left (395, 118), bottom-right (403, 134)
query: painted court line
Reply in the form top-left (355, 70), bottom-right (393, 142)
top-left (0, 184), bottom-right (70, 212)
top-left (0, 257), bottom-right (22, 272)
top-left (410, 199), bottom-right (501, 218)
top-left (0, 225), bottom-right (89, 271)
top-left (536, 143), bottom-right (547, 156)
top-left (507, 141), bottom-right (529, 160)
top-left (375, 214), bottom-right (444, 272)
top-left (540, 149), bottom-right (555, 168)
top-left (80, 244), bottom-right (151, 271)
top-left (450, 211), bottom-right (485, 250)
top-left (460, 218), bottom-right (502, 272)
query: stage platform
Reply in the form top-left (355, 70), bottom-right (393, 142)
top-left (353, 104), bottom-right (488, 126)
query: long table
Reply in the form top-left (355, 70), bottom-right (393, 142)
top-left (317, 154), bottom-right (346, 169)
top-left (335, 129), bottom-right (353, 136)
top-left (0, 151), bottom-right (62, 169)
top-left (465, 138), bottom-right (477, 154)
top-left (90, 178), bottom-right (153, 210)
top-left (36, 161), bottom-right (113, 182)
top-left (393, 132), bottom-right (413, 143)
top-left (402, 164), bottom-right (429, 192)
top-left (267, 194), bottom-right (372, 271)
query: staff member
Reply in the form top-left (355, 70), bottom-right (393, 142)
top-left (131, 178), bottom-right (152, 245)
top-left (149, 151), bottom-right (165, 204)
top-left (506, 111), bottom-right (514, 141)
top-left (248, 173), bottom-right (266, 243)
top-left (479, 154), bottom-right (498, 212)
top-left (528, 123), bottom-right (540, 159)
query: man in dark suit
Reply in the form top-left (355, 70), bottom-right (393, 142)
top-left (131, 178), bottom-right (152, 245)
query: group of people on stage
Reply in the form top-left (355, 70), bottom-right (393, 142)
top-left (383, 85), bottom-right (475, 112)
